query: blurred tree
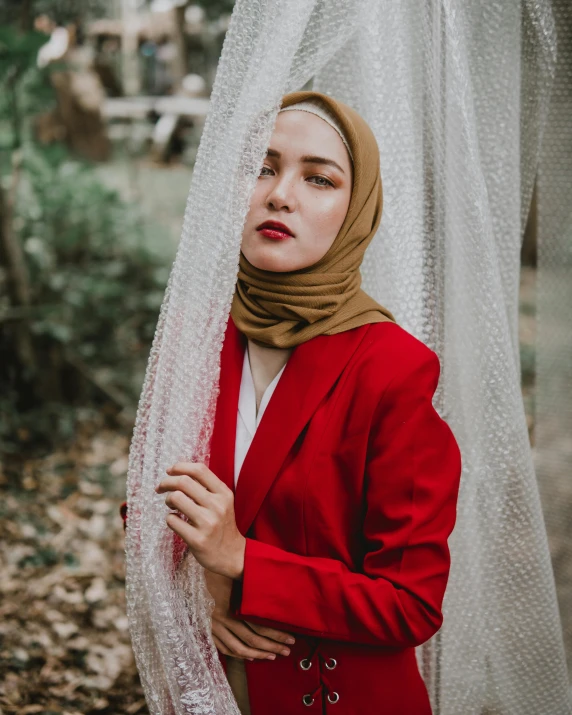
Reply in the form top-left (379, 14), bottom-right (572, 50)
top-left (0, 26), bottom-right (55, 395)
top-left (0, 21), bottom-right (167, 452)
top-left (121, 0), bottom-right (142, 96)
top-left (172, 2), bottom-right (190, 90)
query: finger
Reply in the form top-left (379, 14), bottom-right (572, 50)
top-left (163, 487), bottom-right (204, 522)
top-left (213, 634), bottom-right (253, 662)
top-left (165, 511), bottom-right (201, 544)
top-left (226, 620), bottom-right (292, 656)
top-left (212, 633), bottom-right (239, 658)
top-left (213, 633), bottom-right (231, 655)
top-left (244, 621), bottom-right (296, 645)
top-left (167, 462), bottom-right (227, 495)
top-left (212, 622), bottom-right (279, 661)
top-left (156, 473), bottom-right (211, 507)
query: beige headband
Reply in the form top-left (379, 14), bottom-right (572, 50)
top-left (279, 97), bottom-right (354, 163)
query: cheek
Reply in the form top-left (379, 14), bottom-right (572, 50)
top-left (310, 194), bottom-right (350, 241)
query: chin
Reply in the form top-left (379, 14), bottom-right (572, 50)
top-left (242, 239), bottom-right (297, 273)
top-left (248, 255), bottom-right (293, 273)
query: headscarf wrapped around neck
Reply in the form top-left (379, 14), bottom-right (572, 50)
top-left (230, 90), bottom-right (396, 348)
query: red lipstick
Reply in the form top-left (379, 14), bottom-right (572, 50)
top-left (256, 220), bottom-right (295, 241)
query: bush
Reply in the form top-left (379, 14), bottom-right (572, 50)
top-left (1, 142), bottom-right (169, 451)
top-left (0, 25), bottom-right (171, 452)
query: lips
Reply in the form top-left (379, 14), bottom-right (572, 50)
top-left (256, 220), bottom-right (295, 239)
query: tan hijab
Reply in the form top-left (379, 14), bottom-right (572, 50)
top-left (230, 90), bottom-right (396, 349)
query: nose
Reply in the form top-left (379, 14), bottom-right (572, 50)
top-left (265, 172), bottom-right (296, 212)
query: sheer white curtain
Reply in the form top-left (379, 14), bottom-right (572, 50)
top-left (125, 1), bottom-right (572, 712)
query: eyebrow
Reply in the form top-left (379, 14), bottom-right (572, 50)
top-left (265, 148), bottom-right (346, 175)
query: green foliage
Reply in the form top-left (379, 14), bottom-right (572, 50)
top-left (520, 342), bottom-right (536, 388)
top-left (0, 27), bottom-right (55, 149)
top-left (0, 27), bottom-right (47, 77)
top-left (0, 1), bottom-right (111, 29)
top-left (1, 144), bottom-right (169, 451)
top-left (18, 143), bottom-right (167, 359)
top-left (0, 24), bottom-right (169, 452)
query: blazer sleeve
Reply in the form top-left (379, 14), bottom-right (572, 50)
top-left (229, 348), bottom-right (462, 648)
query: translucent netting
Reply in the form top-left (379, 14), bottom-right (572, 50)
top-left (535, 0), bottom-right (572, 687)
top-left (125, 1), bottom-right (572, 713)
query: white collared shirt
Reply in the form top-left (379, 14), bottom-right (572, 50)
top-left (234, 347), bottom-right (288, 487)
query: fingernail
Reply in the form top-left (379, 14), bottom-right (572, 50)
top-left (285, 638), bottom-right (295, 644)
top-left (247, 658), bottom-right (254, 661)
top-left (266, 654), bottom-right (276, 660)
top-left (281, 649), bottom-right (290, 656)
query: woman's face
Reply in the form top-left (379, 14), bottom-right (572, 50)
top-left (241, 109), bottom-right (353, 273)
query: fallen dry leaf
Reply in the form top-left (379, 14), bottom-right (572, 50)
top-left (0, 424), bottom-right (148, 713)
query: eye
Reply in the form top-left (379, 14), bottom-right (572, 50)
top-left (259, 165), bottom-right (273, 176)
top-left (308, 175), bottom-right (334, 188)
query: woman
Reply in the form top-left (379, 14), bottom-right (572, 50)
top-left (125, 90), bottom-right (462, 714)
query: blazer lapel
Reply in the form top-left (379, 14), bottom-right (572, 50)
top-left (239, 322), bottom-right (372, 536)
top-left (209, 316), bottom-right (246, 493)
top-left (209, 315), bottom-right (372, 536)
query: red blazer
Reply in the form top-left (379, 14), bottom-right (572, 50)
top-left (122, 316), bottom-right (461, 714)
top-left (210, 316), bottom-right (461, 714)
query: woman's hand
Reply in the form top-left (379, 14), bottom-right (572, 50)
top-left (156, 462), bottom-right (245, 580)
top-left (205, 569), bottom-right (296, 661)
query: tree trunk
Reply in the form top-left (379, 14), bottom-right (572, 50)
top-left (0, 151), bottom-right (36, 371)
top-left (171, 4), bottom-right (190, 91)
top-left (121, 0), bottom-right (141, 96)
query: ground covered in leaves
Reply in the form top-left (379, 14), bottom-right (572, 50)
top-left (0, 419), bottom-right (147, 714)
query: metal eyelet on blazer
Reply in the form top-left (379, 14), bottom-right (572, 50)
top-left (302, 694), bottom-right (314, 706)
top-left (299, 658), bottom-right (312, 670)
top-left (327, 692), bottom-right (340, 704)
top-left (325, 657), bottom-right (337, 670)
